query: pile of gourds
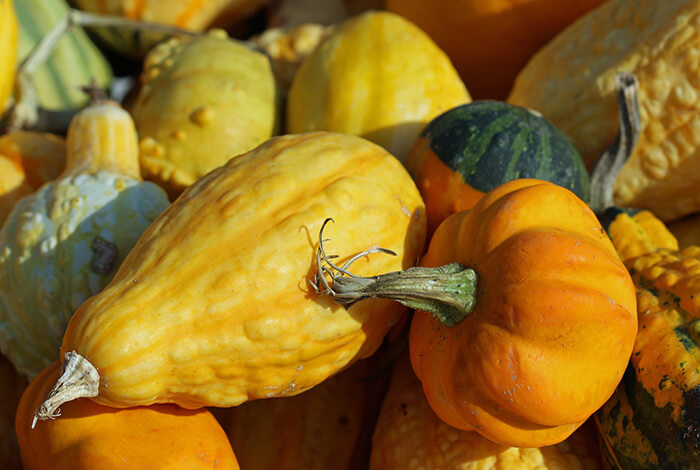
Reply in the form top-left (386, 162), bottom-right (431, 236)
top-left (0, 0), bottom-right (698, 469)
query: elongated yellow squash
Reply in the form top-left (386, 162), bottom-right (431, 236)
top-left (34, 131), bottom-right (426, 422)
top-left (0, 0), bottom-right (17, 111)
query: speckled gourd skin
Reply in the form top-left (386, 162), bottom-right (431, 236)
top-left (132, 31), bottom-right (279, 197)
top-left (0, 102), bottom-right (170, 379)
top-left (508, 0), bottom-right (700, 222)
top-left (287, 11), bottom-right (471, 164)
top-left (370, 354), bottom-right (603, 470)
top-left (59, 131), bottom-right (426, 409)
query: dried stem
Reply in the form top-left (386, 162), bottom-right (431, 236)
top-left (590, 72), bottom-right (641, 214)
top-left (310, 218), bottom-right (478, 327)
top-left (33, 351), bottom-right (99, 428)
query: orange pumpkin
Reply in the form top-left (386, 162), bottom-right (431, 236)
top-left (16, 361), bottom-right (239, 469)
top-left (317, 179), bottom-right (637, 447)
top-left (385, 0), bottom-right (607, 99)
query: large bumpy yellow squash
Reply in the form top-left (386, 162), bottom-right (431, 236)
top-left (33, 132), bottom-right (426, 422)
top-left (0, 0), bottom-right (17, 111)
top-left (508, 0), bottom-right (700, 222)
top-left (0, 131), bottom-right (66, 224)
top-left (386, 0), bottom-right (606, 100)
top-left (287, 11), bottom-right (470, 163)
top-left (370, 354), bottom-right (603, 469)
top-left (132, 31), bottom-right (279, 198)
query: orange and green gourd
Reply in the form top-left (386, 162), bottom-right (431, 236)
top-left (32, 131), bottom-right (426, 421)
top-left (16, 361), bottom-right (239, 470)
top-left (406, 100), bottom-right (590, 234)
top-left (589, 73), bottom-right (700, 469)
top-left (0, 99), bottom-right (170, 379)
top-left (314, 177), bottom-right (637, 448)
top-left (287, 10), bottom-right (471, 164)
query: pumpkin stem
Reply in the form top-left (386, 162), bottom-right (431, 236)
top-left (32, 351), bottom-right (99, 428)
top-left (590, 71), bottom-right (641, 214)
top-left (310, 218), bottom-right (477, 327)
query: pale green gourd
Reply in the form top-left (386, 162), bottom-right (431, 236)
top-left (0, 99), bottom-right (170, 379)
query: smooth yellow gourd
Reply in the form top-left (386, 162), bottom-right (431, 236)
top-left (33, 132), bottom-right (426, 421)
top-left (509, 0), bottom-right (700, 221)
top-left (287, 11), bottom-right (470, 163)
top-left (0, 0), bottom-right (17, 111)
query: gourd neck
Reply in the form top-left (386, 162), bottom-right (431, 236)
top-left (311, 219), bottom-right (477, 327)
top-left (589, 72), bottom-right (640, 215)
top-left (63, 100), bottom-right (142, 180)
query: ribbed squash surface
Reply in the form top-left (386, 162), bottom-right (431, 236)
top-left (59, 132), bottom-right (426, 408)
top-left (508, 0), bottom-right (700, 221)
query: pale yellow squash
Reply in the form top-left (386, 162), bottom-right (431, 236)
top-left (508, 0), bottom-right (700, 221)
top-left (0, 0), bottom-right (17, 111)
top-left (287, 11), bottom-right (471, 163)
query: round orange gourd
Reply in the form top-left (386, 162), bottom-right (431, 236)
top-left (16, 361), bottom-right (239, 470)
top-left (386, 0), bottom-right (606, 99)
top-left (316, 179), bottom-right (636, 448)
top-left (409, 179), bottom-right (636, 447)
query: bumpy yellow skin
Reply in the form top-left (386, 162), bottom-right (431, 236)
top-left (606, 210), bottom-right (679, 261)
top-left (132, 31), bottom-right (279, 197)
top-left (61, 132), bottom-right (426, 409)
top-left (287, 11), bottom-right (471, 163)
top-left (370, 355), bottom-right (602, 470)
top-left (0, 0), bottom-right (17, 111)
top-left (508, 0), bottom-right (700, 221)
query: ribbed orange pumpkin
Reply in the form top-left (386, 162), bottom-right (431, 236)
top-left (16, 361), bottom-right (239, 469)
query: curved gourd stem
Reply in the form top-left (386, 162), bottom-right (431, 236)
top-left (310, 218), bottom-right (478, 327)
top-left (4, 9), bottom-right (200, 132)
top-left (589, 71), bottom-right (641, 214)
top-left (32, 351), bottom-right (99, 428)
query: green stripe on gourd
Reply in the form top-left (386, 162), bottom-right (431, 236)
top-left (15, 0), bottom-right (112, 110)
top-left (424, 101), bottom-right (590, 201)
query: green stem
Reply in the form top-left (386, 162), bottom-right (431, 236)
top-left (589, 71), bottom-right (642, 214)
top-left (311, 218), bottom-right (477, 327)
top-left (327, 262), bottom-right (477, 327)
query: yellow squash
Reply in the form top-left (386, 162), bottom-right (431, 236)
top-left (34, 132), bottom-right (426, 421)
top-left (509, 0), bottom-right (700, 222)
top-left (132, 31), bottom-right (279, 198)
top-left (0, 0), bottom-right (17, 111)
top-left (370, 354), bottom-right (603, 469)
top-left (287, 11), bottom-right (471, 163)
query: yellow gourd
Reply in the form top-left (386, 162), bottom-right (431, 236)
top-left (0, 0), bottom-right (17, 111)
top-left (508, 0), bottom-right (700, 222)
top-left (370, 354), bottom-right (603, 469)
top-left (33, 132), bottom-right (426, 422)
top-left (287, 11), bottom-right (470, 163)
top-left (132, 31), bottom-right (279, 198)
